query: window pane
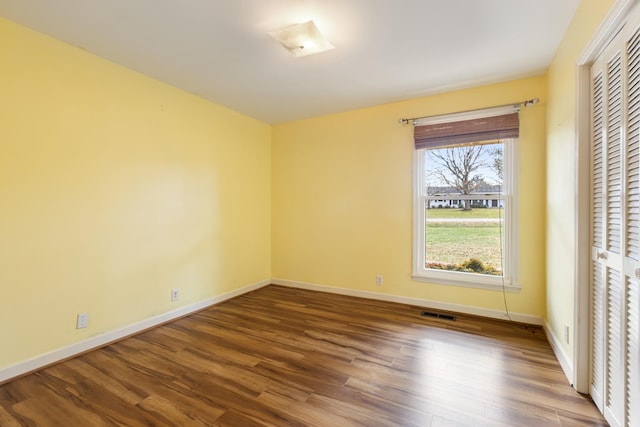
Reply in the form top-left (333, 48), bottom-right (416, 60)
top-left (424, 202), bottom-right (504, 275)
top-left (423, 142), bottom-right (505, 276)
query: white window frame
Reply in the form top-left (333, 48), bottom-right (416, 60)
top-left (412, 110), bottom-right (520, 291)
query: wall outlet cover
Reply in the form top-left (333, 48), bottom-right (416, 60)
top-left (77, 313), bottom-right (89, 329)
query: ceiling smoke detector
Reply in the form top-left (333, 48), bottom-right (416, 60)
top-left (268, 20), bottom-right (334, 58)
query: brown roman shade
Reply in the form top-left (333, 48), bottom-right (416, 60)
top-left (414, 112), bottom-right (519, 149)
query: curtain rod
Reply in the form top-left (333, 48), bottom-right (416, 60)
top-left (397, 98), bottom-right (539, 126)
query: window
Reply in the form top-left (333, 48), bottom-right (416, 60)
top-left (412, 107), bottom-right (520, 290)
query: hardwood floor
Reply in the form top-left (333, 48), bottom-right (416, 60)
top-left (0, 285), bottom-right (607, 426)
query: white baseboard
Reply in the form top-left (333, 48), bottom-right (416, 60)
top-left (543, 319), bottom-right (574, 385)
top-left (0, 279), bottom-right (270, 384)
top-left (1, 278), bottom-right (556, 385)
top-left (271, 278), bottom-right (544, 325)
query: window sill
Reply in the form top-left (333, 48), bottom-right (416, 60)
top-left (412, 272), bottom-right (521, 292)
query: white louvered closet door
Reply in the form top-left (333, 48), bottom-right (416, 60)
top-left (590, 6), bottom-right (640, 427)
top-left (625, 22), bottom-right (640, 427)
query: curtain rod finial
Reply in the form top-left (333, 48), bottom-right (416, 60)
top-left (523, 98), bottom-right (539, 108)
top-left (398, 118), bottom-right (410, 126)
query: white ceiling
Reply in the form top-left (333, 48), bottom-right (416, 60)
top-left (0, 0), bottom-right (581, 124)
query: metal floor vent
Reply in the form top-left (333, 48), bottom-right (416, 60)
top-left (421, 310), bottom-right (456, 321)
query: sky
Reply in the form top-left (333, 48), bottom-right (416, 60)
top-left (424, 142), bottom-right (503, 190)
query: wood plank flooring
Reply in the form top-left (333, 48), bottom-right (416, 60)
top-left (0, 285), bottom-right (607, 426)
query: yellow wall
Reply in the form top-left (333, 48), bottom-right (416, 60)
top-left (546, 0), bottom-right (615, 361)
top-left (272, 76), bottom-right (547, 318)
top-left (0, 18), bottom-right (271, 369)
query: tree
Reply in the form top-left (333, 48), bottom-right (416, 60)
top-left (429, 145), bottom-right (488, 210)
top-left (489, 146), bottom-right (503, 182)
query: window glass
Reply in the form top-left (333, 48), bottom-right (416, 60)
top-left (414, 138), bottom-right (518, 290)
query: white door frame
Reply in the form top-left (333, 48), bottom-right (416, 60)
top-left (574, 0), bottom-right (638, 394)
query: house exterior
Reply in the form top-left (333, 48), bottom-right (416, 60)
top-left (426, 185), bottom-right (504, 209)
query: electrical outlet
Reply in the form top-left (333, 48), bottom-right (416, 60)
top-left (564, 324), bottom-right (570, 344)
top-left (76, 313), bottom-right (89, 329)
top-left (171, 288), bottom-right (179, 302)
top-left (376, 275), bottom-right (383, 286)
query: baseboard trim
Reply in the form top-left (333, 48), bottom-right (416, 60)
top-left (543, 319), bottom-right (574, 385)
top-left (1, 278), bottom-right (555, 385)
top-left (0, 279), bottom-right (271, 385)
top-left (271, 278), bottom-right (543, 325)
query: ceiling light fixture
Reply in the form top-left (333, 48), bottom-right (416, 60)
top-left (268, 20), bottom-right (334, 58)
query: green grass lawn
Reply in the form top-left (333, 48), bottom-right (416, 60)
top-left (425, 220), bottom-right (503, 273)
top-left (426, 207), bottom-right (503, 219)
